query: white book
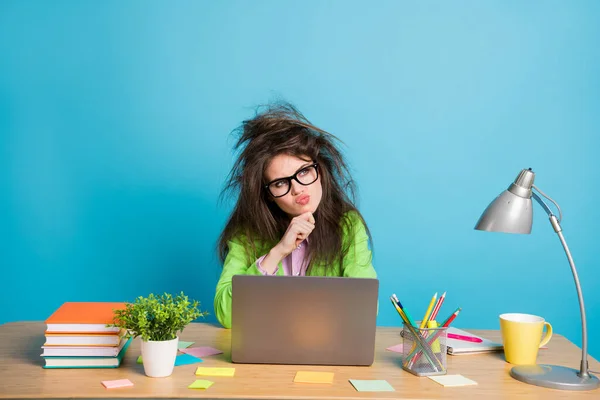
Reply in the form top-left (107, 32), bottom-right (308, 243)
top-left (42, 339), bottom-right (131, 369)
top-left (446, 327), bottom-right (503, 355)
top-left (41, 338), bottom-right (128, 357)
top-left (44, 332), bottom-right (123, 346)
top-left (46, 323), bottom-right (121, 333)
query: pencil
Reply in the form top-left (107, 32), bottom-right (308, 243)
top-left (407, 307), bottom-right (462, 367)
top-left (392, 294), bottom-right (417, 327)
top-left (441, 307), bottom-right (461, 327)
top-left (420, 292), bottom-right (437, 329)
top-left (391, 296), bottom-right (444, 372)
top-left (389, 297), bottom-right (409, 325)
top-left (429, 291), bottom-right (446, 321)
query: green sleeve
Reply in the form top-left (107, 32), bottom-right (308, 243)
top-left (342, 212), bottom-right (378, 315)
top-left (214, 237), bottom-right (265, 329)
top-left (342, 211), bottom-right (377, 279)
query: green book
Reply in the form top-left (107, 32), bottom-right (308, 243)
top-left (42, 337), bottom-right (132, 369)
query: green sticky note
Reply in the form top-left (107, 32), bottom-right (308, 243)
top-left (136, 355), bottom-right (143, 364)
top-left (349, 379), bottom-right (395, 392)
top-left (178, 341), bottom-right (195, 349)
top-left (188, 380), bottom-right (214, 390)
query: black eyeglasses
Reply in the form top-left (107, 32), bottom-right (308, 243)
top-left (264, 163), bottom-right (319, 198)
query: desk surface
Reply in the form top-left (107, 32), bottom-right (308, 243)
top-left (0, 322), bottom-right (598, 399)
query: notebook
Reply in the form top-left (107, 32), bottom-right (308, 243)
top-left (231, 275), bottom-right (379, 366)
top-left (446, 327), bottom-right (503, 355)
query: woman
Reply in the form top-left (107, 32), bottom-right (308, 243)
top-left (215, 102), bottom-right (376, 328)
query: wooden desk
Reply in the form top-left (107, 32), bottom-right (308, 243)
top-left (0, 322), bottom-right (598, 399)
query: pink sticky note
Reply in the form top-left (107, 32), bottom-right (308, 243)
top-left (180, 346), bottom-right (223, 358)
top-left (386, 344), bottom-right (403, 353)
top-left (101, 379), bottom-right (134, 389)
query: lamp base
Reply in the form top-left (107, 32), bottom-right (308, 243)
top-left (510, 365), bottom-right (599, 391)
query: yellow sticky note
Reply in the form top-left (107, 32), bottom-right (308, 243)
top-left (294, 371), bottom-right (334, 384)
top-left (195, 367), bottom-right (235, 377)
top-left (188, 380), bottom-right (214, 390)
top-left (428, 374), bottom-right (477, 387)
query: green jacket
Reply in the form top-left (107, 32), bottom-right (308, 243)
top-left (214, 211), bottom-right (377, 328)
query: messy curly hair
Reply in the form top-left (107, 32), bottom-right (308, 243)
top-left (218, 102), bottom-right (371, 272)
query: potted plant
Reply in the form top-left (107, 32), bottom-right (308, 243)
top-left (111, 292), bottom-right (208, 378)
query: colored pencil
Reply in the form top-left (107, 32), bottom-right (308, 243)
top-left (392, 294), bottom-right (417, 327)
top-left (420, 292), bottom-right (437, 329)
top-left (407, 307), bottom-right (462, 366)
top-left (429, 291), bottom-right (446, 321)
top-left (441, 307), bottom-right (462, 327)
top-left (390, 296), bottom-right (444, 372)
top-left (389, 297), bottom-right (409, 325)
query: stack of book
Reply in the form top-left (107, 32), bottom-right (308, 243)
top-left (41, 302), bottom-right (132, 369)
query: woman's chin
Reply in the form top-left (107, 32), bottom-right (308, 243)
top-left (286, 203), bottom-right (318, 218)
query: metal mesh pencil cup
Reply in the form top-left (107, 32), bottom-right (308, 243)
top-left (402, 321), bottom-right (448, 376)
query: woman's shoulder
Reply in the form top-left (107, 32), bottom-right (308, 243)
top-left (340, 209), bottom-right (370, 239)
top-left (227, 231), bottom-right (273, 255)
top-left (341, 209), bottom-right (366, 228)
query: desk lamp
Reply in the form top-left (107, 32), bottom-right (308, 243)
top-left (474, 168), bottom-right (599, 391)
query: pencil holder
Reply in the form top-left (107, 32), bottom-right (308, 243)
top-left (401, 321), bottom-right (447, 377)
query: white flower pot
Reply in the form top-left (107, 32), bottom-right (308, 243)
top-left (140, 336), bottom-right (179, 378)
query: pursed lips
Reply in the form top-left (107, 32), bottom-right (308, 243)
top-left (296, 195), bottom-right (310, 205)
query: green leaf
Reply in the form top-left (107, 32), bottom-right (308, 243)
top-left (108, 292), bottom-right (208, 341)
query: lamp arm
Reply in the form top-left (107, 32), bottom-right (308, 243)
top-left (532, 191), bottom-right (590, 378)
top-left (531, 191), bottom-right (554, 217)
top-left (532, 184), bottom-right (563, 222)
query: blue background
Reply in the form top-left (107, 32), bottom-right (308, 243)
top-left (1, 1), bottom-right (599, 359)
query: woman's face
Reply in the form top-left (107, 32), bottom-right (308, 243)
top-left (264, 154), bottom-right (323, 218)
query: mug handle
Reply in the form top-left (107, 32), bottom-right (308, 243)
top-left (539, 322), bottom-right (553, 348)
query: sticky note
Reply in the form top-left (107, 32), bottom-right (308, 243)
top-left (428, 374), bottom-right (478, 387)
top-left (188, 380), bottom-right (214, 390)
top-left (349, 379), bottom-right (395, 392)
top-left (174, 354), bottom-right (203, 366)
top-left (293, 371), bottom-right (334, 384)
top-left (136, 355), bottom-right (143, 364)
top-left (101, 379), bottom-right (134, 389)
top-left (178, 341), bottom-right (195, 349)
top-left (195, 367), bottom-right (235, 377)
top-left (180, 346), bottom-right (223, 358)
top-left (386, 344), bottom-right (404, 353)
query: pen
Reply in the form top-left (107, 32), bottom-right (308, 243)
top-left (420, 292), bottom-right (437, 329)
top-left (447, 333), bottom-right (483, 343)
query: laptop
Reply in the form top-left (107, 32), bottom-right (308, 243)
top-left (231, 275), bottom-right (379, 366)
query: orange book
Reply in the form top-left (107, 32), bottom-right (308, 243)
top-left (45, 302), bottom-right (126, 333)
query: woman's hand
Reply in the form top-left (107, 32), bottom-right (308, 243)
top-left (260, 212), bottom-right (315, 274)
top-left (276, 212), bottom-right (315, 256)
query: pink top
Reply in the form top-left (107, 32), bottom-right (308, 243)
top-left (256, 239), bottom-right (310, 276)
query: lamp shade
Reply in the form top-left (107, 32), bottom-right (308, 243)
top-left (474, 169), bottom-right (535, 234)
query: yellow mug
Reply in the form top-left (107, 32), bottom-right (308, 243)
top-left (499, 313), bottom-right (552, 365)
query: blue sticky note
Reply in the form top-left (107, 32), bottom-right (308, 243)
top-left (174, 354), bottom-right (203, 366)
